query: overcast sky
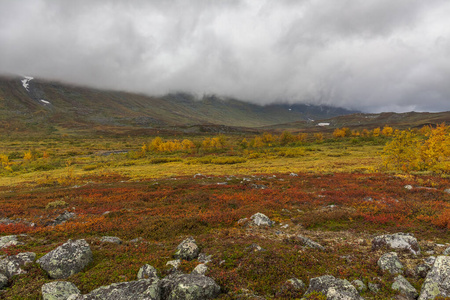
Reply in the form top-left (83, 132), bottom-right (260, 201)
top-left (1, 0), bottom-right (450, 113)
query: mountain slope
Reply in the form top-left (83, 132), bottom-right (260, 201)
top-left (0, 76), bottom-right (358, 133)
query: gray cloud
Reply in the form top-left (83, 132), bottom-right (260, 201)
top-left (1, 0), bottom-right (450, 112)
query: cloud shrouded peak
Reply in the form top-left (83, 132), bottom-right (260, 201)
top-left (1, 0), bottom-right (450, 112)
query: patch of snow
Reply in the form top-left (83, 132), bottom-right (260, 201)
top-left (288, 108), bottom-right (292, 111)
top-left (21, 76), bottom-right (34, 91)
top-left (40, 99), bottom-right (51, 104)
top-left (317, 123), bottom-right (330, 126)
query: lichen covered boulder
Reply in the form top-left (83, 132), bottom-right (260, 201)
top-left (304, 275), bottom-right (364, 299)
top-left (418, 256), bottom-right (450, 300)
top-left (37, 239), bottom-right (93, 279)
top-left (173, 237), bottom-right (200, 261)
top-left (69, 278), bottom-right (160, 300)
top-left (250, 213), bottom-right (274, 227)
top-left (392, 275), bottom-right (418, 300)
top-left (41, 281), bottom-right (81, 300)
top-left (378, 252), bottom-right (404, 274)
top-left (372, 233), bottom-right (420, 255)
top-left (159, 273), bottom-right (220, 300)
top-left (0, 252), bottom-right (36, 279)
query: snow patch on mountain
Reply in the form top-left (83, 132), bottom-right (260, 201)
top-left (21, 76), bottom-right (34, 91)
top-left (40, 99), bottom-right (50, 105)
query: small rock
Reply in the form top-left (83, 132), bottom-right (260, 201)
top-left (100, 236), bottom-right (122, 244)
top-left (372, 232), bottom-right (420, 255)
top-left (250, 213), bottom-right (274, 227)
top-left (444, 188), bottom-right (450, 194)
top-left (137, 264), bottom-right (158, 280)
top-left (246, 243), bottom-right (265, 252)
top-left (368, 282), bottom-right (380, 293)
top-left (304, 275), bottom-right (364, 299)
top-left (289, 173), bottom-right (298, 177)
top-left (52, 211), bottom-right (76, 226)
top-left (297, 235), bottom-right (325, 250)
top-left (416, 263), bottom-right (431, 278)
top-left (198, 253), bottom-right (212, 264)
top-left (130, 237), bottom-right (144, 243)
top-left (37, 239), bottom-right (93, 279)
top-left (192, 264), bottom-right (208, 275)
top-left (41, 281), bottom-right (81, 300)
top-left (166, 259), bottom-right (181, 270)
top-left (392, 275), bottom-right (418, 300)
top-left (286, 278), bottom-right (305, 290)
top-left (250, 184), bottom-right (268, 190)
top-left (0, 236), bottom-right (22, 249)
top-left (424, 256), bottom-right (436, 266)
top-left (378, 252), bottom-right (404, 274)
top-left (173, 237), bottom-right (200, 261)
top-left (194, 173), bottom-right (206, 178)
top-left (352, 279), bottom-right (367, 292)
top-left (404, 185), bottom-right (413, 190)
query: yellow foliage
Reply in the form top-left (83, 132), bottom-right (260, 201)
top-left (381, 126), bottom-right (394, 136)
top-left (252, 136), bottom-right (264, 148)
top-left (373, 128), bottom-right (381, 137)
top-left (382, 124), bottom-right (450, 173)
top-left (314, 133), bottom-right (324, 142)
top-left (296, 133), bottom-right (308, 142)
top-left (23, 150), bottom-right (33, 160)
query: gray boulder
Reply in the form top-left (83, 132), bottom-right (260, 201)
top-left (198, 253), bottom-right (212, 264)
top-left (41, 281), bottom-right (81, 300)
top-left (372, 233), bottom-right (420, 255)
top-left (250, 213), bottom-right (274, 227)
top-left (70, 278), bottom-right (160, 300)
top-left (392, 275), bottom-right (418, 300)
top-left (0, 273), bottom-right (8, 289)
top-left (304, 275), bottom-right (364, 299)
top-left (0, 235), bottom-right (22, 249)
top-left (297, 235), bottom-right (325, 250)
top-left (159, 273), bottom-right (220, 300)
top-left (37, 239), bottom-right (93, 279)
top-left (52, 211), bottom-right (76, 226)
top-left (0, 252), bottom-right (36, 279)
top-left (418, 256), bottom-right (450, 300)
top-left (174, 237), bottom-right (199, 261)
top-left (378, 252), bottom-right (404, 274)
top-left (100, 236), bottom-right (122, 245)
top-left (137, 264), bottom-right (158, 280)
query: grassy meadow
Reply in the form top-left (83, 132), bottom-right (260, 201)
top-left (0, 128), bottom-right (449, 299)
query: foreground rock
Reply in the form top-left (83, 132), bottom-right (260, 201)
top-left (41, 281), bottom-right (81, 300)
top-left (250, 213), bottom-right (274, 227)
top-left (392, 275), bottom-right (418, 300)
top-left (173, 237), bottom-right (200, 261)
top-left (304, 275), bottom-right (364, 299)
top-left (372, 233), bottom-right (420, 255)
top-left (160, 273), bottom-right (220, 300)
top-left (37, 239), bottom-right (93, 279)
top-left (418, 256), bottom-right (450, 300)
top-left (378, 252), bottom-right (404, 274)
top-left (68, 278), bottom-right (160, 300)
top-left (0, 252), bottom-right (36, 279)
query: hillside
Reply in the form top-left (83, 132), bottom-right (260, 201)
top-left (0, 76), bottom-right (357, 135)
